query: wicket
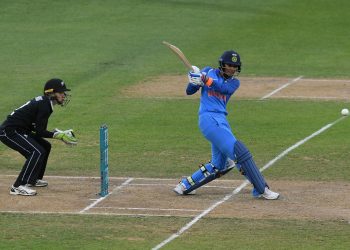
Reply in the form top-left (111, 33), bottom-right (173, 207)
top-left (99, 124), bottom-right (109, 197)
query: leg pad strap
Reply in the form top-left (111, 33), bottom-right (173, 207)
top-left (181, 162), bottom-right (234, 194)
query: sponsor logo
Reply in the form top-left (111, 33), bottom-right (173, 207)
top-left (208, 90), bottom-right (227, 101)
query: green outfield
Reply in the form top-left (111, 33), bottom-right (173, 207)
top-left (0, 0), bottom-right (349, 249)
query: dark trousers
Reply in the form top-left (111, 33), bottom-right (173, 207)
top-left (0, 128), bottom-right (51, 187)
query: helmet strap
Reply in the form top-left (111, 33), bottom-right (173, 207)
top-left (48, 94), bottom-right (59, 105)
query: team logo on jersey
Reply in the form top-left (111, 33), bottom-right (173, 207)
top-left (231, 54), bottom-right (238, 62)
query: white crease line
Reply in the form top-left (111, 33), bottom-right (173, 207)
top-left (152, 115), bottom-right (346, 250)
top-left (260, 76), bottom-right (303, 100)
top-left (0, 210), bottom-right (192, 218)
top-left (93, 207), bottom-right (203, 212)
top-left (299, 78), bottom-right (350, 82)
top-left (0, 175), bottom-right (236, 189)
top-left (274, 96), bottom-right (346, 100)
top-left (79, 178), bottom-right (133, 213)
top-left (97, 213), bottom-right (187, 217)
top-left (0, 174), bottom-right (238, 184)
top-left (129, 183), bottom-right (234, 189)
top-left (0, 175), bottom-right (176, 181)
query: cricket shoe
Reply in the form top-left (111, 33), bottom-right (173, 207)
top-left (10, 185), bottom-right (37, 196)
top-left (261, 187), bottom-right (279, 200)
top-left (28, 179), bottom-right (48, 187)
top-left (173, 183), bottom-right (196, 195)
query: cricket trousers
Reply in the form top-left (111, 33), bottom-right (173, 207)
top-left (0, 128), bottom-right (51, 187)
top-left (199, 112), bottom-right (237, 170)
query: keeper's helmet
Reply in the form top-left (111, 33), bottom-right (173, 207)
top-left (44, 78), bottom-right (70, 94)
top-left (43, 78), bottom-right (71, 106)
top-left (218, 50), bottom-right (242, 73)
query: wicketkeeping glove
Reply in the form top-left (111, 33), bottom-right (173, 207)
top-left (188, 65), bottom-right (203, 86)
top-left (53, 128), bottom-right (78, 145)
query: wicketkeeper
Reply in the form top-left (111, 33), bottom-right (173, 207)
top-left (0, 78), bottom-right (77, 196)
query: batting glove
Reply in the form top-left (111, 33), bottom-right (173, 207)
top-left (188, 66), bottom-right (203, 86)
top-left (191, 65), bottom-right (201, 74)
top-left (53, 128), bottom-right (78, 145)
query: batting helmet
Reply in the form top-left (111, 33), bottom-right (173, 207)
top-left (218, 50), bottom-right (242, 73)
top-left (44, 78), bottom-right (70, 94)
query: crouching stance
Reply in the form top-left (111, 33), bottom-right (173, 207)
top-left (174, 50), bottom-right (279, 200)
top-left (0, 79), bottom-right (77, 196)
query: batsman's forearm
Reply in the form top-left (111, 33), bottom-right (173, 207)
top-left (186, 83), bottom-right (200, 95)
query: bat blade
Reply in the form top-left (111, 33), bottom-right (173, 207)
top-left (162, 41), bottom-right (193, 70)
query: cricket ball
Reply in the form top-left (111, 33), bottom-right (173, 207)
top-left (341, 108), bottom-right (349, 116)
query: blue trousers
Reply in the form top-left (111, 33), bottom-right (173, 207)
top-left (199, 113), bottom-right (236, 170)
top-left (179, 112), bottom-right (267, 195)
top-left (198, 112), bottom-right (267, 194)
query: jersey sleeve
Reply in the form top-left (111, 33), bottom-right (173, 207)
top-left (34, 97), bottom-right (54, 138)
top-left (186, 83), bottom-right (201, 95)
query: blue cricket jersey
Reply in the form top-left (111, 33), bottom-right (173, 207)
top-left (186, 66), bottom-right (240, 115)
